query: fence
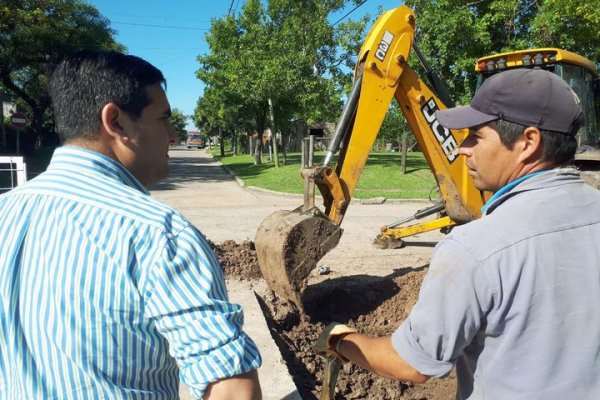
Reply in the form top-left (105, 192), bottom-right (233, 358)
top-left (0, 156), bottom-right (27, 194)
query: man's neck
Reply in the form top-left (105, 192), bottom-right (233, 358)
top-left (64, 138), bottom-right (118, 161)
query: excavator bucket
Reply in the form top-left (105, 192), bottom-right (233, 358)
top-left (254, 207), bottom-right (342, 307)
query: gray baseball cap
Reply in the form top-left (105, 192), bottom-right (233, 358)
top-left (436, 68), bottom-right (583, 135)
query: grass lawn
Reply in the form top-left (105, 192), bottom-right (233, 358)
top-left (212, 150), bottom-right (438, 200)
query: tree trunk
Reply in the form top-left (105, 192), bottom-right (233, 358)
top-left (281, 132), bottom-right (287, 165)
top-left (400, 135), bottom-right (407, 175)
top-left (268, 98), bottom-right (279, 168)
top-left (267, 134), bottom-right (272, 162)
top-left (232, 129), bottom-right (238, 155)
top-left (254, 135), bottom-right (262, 165)
top-left (219, 126), bottom-right (225, 157)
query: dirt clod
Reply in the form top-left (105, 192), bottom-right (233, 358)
top-left (212, 240), bottom-right (457, 399)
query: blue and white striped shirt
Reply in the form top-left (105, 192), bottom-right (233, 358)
top-left (0, 146), bottom-right (261, 399)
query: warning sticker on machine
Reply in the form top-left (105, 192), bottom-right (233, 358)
top-left (375, 31), bottom-right (394, 62)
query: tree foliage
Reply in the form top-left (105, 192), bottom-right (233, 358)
top-left (0, 0), bottom-right (122, 152)
top-left (405, 0), bottom-right (600, 104)
top-left (195, 0), bottom-right (600, 167)
top-left (169, 108), bottom-right (189, 142)
top-left (194, 0), bottom-right (369, 161)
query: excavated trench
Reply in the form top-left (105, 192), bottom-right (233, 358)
top-left (210, 240), bottom-right (456, 400)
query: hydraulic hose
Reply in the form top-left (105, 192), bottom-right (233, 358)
top-left (323, 73), bottom-right (363, 167)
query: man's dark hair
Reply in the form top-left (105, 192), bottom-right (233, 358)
top-left (488, 119), bottom-right (579, 165)
top-left (49, 51), bottom-right (165, 142)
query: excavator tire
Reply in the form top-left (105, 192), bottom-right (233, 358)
top-left (254, 208), bottom-right (342, 307)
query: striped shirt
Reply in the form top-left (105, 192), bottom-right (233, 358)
top-left (0, 146), bottom-right (261, 399)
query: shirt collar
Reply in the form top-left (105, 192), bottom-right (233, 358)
top-left (481, 171), bottom-right (547, 214)
top-left (48, 145), bottom-right (149, 195)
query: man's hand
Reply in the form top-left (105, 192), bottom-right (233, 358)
top-left (314, 322), bottom-right (357, 362)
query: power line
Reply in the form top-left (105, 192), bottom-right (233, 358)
top-left (103, 10), bottom-right (212, 24)
top-left (112, 21), bottom-right (209, 31)
top-left (332, 0), bottom-right (369, 26)
top-left (233, 0), bottom-right (242, 15)
top-left (228, 0), bottom-right (235, 16)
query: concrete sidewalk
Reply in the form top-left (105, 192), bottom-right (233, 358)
top-left (151, 148), bottom-right (442, 399)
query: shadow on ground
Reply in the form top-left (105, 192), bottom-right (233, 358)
top-left (257, 264), bottom-right (433, 400)
top-left (150, 154), bottom-right (235, 191)
top-left (301, 265), bottom-right (429, 323)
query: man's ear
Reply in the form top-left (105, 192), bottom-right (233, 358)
top-left (517, 127), bottom-right (543, 163)
top-left (100, 103), bottom-right (131, 144)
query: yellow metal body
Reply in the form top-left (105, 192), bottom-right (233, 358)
top-left (476, 48), bottom-right (597, 73)
top-left (380, 216), bottom-right (456, 240)
top-left (317, 6), bottom-right (487, 238)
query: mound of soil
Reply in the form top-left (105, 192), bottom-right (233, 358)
top-left (209, 240), bottom-right (456, 399)
top-left (209, 239), bottom-right (262, 280)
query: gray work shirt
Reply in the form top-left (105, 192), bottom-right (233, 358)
top-left (392, 168), bottom-right (600, 399)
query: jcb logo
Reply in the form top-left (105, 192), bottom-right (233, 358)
top-left (375, 31), bottom-right (394, 62)
top-left (421, 99), bottom-right (459, 163)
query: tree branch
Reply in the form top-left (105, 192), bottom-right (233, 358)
top-left (0, 71), bottom-right (38, 109)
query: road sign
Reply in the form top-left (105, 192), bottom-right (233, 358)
top-left (10, 113), bottom-right (28, 129)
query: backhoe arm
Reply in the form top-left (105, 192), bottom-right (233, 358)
top-left (318, 5), bottom-right (486, 226)
top-left (255, 5), bottom-right (488, 308)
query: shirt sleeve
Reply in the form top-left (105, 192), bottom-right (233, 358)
top-left (391, 238), bottom-right (494, 377)
top-left (144, 224), bottom-right (262, 398)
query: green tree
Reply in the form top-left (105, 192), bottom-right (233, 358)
top-left (405, 0), bottom-right (600, 104)
top-left (195, 0), bottom-right (368, 165)
top-left (169, 108), bottom-right (189, 142)
top-left (379, 103), bottom-right (416, 174)
top-left (0, 0), bottom-right (122, 152)
top-left (530, 0), bottom-right (600, 59)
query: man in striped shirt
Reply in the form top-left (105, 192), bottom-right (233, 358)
top-left (0, 51), bottom-right (262, 399)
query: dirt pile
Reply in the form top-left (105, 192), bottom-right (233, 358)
top-left (209, 240), bottom-right (456, 399)
top-left (210, 239), bottom-right (262, 280)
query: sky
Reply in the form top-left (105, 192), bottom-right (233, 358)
top-left (89, 0), bottom-right (403, 130)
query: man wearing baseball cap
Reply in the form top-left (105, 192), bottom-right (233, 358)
top-left (314, 69), bottom-right (600, 399)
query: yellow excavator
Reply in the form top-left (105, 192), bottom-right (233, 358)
top-left (254, 5), bottom-right (600, 307)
